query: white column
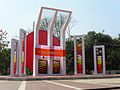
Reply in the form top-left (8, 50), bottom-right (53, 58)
top-left (60, 57), bottom-right (63, 74)
top-left (47, 24), bottom-right (51, 75)
top-left (102, 46), bottom-right (106, 74)
top-left (10, 39), bottom-right (14, 76)
top-left (19, 30), bottom-right (22, 76)
top-left (61, 9), bottom-right (72, 75)
top-left (36, 59), bottom-right (38, 75)
top-left (24, 33), bottom-right (27, 76)
top-left (48, 11), bottom-right (58, 75)
top-left (47, 24), bottom-right (52, 75)
top-left (63, 57), bottom-right (66, 75)
top-left (63, 33), bottom-right (66, 75)
top-left (82, 36), bottom-right (85, 75)
top-left (16, 42), bottom-right (19, 75)
top-left (33, 25), bottom-right (37, 76)
top-left (33, 7), bottom-right (43, 76)
top-left (19, 29), bottom-right (27, 76)
top-left (60, 31), bottom-right (66, 75)
top-left (94, 46), bottom-right (97, 74)
top-left (74, 36), bottom-right (77, 74)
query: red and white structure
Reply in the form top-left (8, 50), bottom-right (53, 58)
top-left (10, 39), bottom-right (19, 76)
top-left (10, 7), bottom-right (72, 76)
top-left (19, 29), bottom-right (27, 76)
top-left (93, 45), bottom-right (106, 75)
top-left (33, 7), bottom-right (72, 76)
top-left (74, 35), bottom-right (85, 75)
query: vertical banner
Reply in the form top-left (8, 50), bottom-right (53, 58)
top-left (14, 44), bottom-right (17, 74)
top-left (76, 39), bottom-right (82, 74)
top-left (22, 39), bottom-right (25, 74)
top-left (96, 48), bottom-right (103, 73)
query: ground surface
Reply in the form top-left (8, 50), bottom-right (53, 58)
top-left (0, 78), bottom-right (120, 90)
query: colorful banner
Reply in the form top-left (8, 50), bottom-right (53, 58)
top-left (53, 60), bottom-right (60, 74)
top-left (22, 39), bottom-right (24, 74)
top-left (97, 56), bottom-right (102, 73)
top-left (76, 44), bottom-right (82, 74)
top-left (14, 54), bottom-right (16, 74)
top-left (77, 55), bottom-right (82, 73)
top-left (96, 48), bottom-right (103, 73)
top-left (35, 48), bottom-right (66, 57)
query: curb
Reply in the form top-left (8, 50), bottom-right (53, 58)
top-left (0, 75), bottom-right (120, 81)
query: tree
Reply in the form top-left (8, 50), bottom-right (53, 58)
top-left (0, 29), bottom-right (10, 75)
top-left (0, 49), bottom-right (11, 75)
top-left (0, 29), bottom-right (9, 51)
top-left (84, 31), bottom-right (96, 74)
top-left (66, 38), bottom-right (74, 75)
top-left (39, 14), bottom-right (77, 38)
top-left (85, 31), bottom-right (120, 74)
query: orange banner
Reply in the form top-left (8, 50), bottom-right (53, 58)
top-left (97, 56), bottom-right (103, 73)
top-left (77, 44), bottom-right (82, 55)
top-left (35, 48), bottom-right (66, 56)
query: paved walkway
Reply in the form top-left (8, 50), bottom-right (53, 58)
top-left (0, 78), bottom-right (120, 90)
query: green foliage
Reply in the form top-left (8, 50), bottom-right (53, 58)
top-left (106, 44), bottom-right (120, 70)
top-left (0, 49), bottom-right (11, 75)
top-left (66, 37), bottom-right (74, 75)
top-left (85, 31), bottom-right (120, 72)
top-left (26, 67), bottom-right (32, 75)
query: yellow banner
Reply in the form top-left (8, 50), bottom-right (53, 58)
top-left (77, 55), bottom-right (82, 64)
top-left (97, 56), bottom-right (102, 64)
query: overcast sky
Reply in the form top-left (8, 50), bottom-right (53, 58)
top-left (0, 0), bottom-right (120, 47)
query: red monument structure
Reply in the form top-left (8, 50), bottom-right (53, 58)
top-left (10, 7), bottom-right (106, 77)
top-left (10, 7), bottom-right (72, 76)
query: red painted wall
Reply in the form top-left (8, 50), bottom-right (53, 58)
top-left (26, 31), bottom-right (34, 72)
top-left (26, 30), bottom-right (60, 72)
